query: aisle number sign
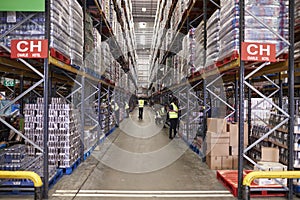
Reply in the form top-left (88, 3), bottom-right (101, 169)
top-left (10, 39), bottom-right (48, 59)
top-left (241, 42), bottom-right (276, 62)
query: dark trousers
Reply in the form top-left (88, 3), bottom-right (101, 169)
top-left (139, 107), bottom-right (143, 119)
top-left (125, 109), bottom-right (129, 118)
top-left (169, 118), bottom-right (178, 138)
top-left (115, 110), bottom-right (120, 126)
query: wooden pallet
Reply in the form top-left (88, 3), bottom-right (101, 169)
top-left (0, 51), bottom-right (10, 57)
top-left (217, 170), bottom-right (287, 197)
top-left (216, 51), bottom-right (239, 68)
top-left (204, 63), bottom-right (217, 72)
top-left (50, 48), bottom-right (71, 65)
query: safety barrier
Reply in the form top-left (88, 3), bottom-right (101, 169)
top-left (0, 170), bottom-right (43, 200)
top-left (243, 171), bottom-right (300, 199)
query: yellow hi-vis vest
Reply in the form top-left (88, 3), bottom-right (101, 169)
top-left (125, 102), bottom-right (129, 109)
top-left (169, 103), bottom-right (178, 119)
top-left (112, 103), bottom-right (119, 111)
top-left (138, 100), bottom-right (144, 108)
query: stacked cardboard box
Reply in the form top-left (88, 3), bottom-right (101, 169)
top-left (206, 118), bottom-right (248, 170)
top-left (254, 148), bottom-right (287, 186)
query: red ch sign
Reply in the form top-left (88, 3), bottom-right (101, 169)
top-left (10, 39), bottom-right (48, 59)
top-left (241, 42), bottom-right (276, 62)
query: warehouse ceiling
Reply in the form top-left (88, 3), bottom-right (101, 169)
top-left (131, 0), bottom-right (157, 90)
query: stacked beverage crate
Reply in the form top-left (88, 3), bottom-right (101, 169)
top-left (69, 0), bottom-right (84, 67)
top-left (50, 0), bottom-right (71, 58)
top-left (24, 98), bottom-right (81, 168)
top-left (0, 12), bottom-right (45, 47)
top-left (0, 145), bottom-right (57, 184)
top-left (206, 9), bottom-right (220, 67)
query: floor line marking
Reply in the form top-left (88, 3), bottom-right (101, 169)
top-left (53, 193), bottom-right (234, 198)
top-left (78, 190), bottom-right (231, 194)
top-left (55, 190), bottom-right (231, 194)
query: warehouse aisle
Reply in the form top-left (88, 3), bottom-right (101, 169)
top-left (47, 107), bottom-right (231, 199)
top-left (46, 107), bottom-right (285, 200)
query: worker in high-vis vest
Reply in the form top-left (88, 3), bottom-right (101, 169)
top-left (111, 100), bottom-right (120, 127)
top-left (138, 98), bottom-right (145, 120)
top-left (168, 99), bottom-right (178, 139)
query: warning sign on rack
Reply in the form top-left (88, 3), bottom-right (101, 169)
top-left (241, 42), bottom-right (276, 62)
top-left (10, 39), bottom-right (48, 59)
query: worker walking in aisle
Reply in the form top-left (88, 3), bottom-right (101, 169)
top-left (111, 100), bottom-right (120, 127)
top-left (138, 98), bottom-right (145, 120)
top-left (168, 98), bottom-right (178, 139)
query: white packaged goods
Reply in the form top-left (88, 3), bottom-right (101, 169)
top-left (24, 98), bottom-right (81, 168)
top-left (69, 0), bottom-right (84, 67)
top-left (85, 13), bottom-right (95, 54)
top-left (219, 0), bottom-right (288, 60)
top-left (50, 0), bottom-right (71, 57)
top-left (189, 22), bottom-right (205, 74)
top-left (0, 12), bottom-right (45, 47)
top-left (206, 9), bottom-right (220, 67)
top-left (254, 162), bottom-right (287, 186)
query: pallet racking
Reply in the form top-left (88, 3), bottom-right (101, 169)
top-left (149, 0), bottom-right (297, 199)
top-left (0, 0), bottom-right (138, 197)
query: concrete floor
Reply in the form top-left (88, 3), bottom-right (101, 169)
top-left (1, 107), bottom-right (299, 199)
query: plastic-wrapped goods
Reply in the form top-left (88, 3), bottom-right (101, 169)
top-left (0, 12), bottom-right (45, 48)
top-left (69, 0), bottom-right (83, 67)
top-left (295, 41), bottom-right (300, 60)
top-left (296, 0), bottom-right (300, 43)
top-left (189, 22), bottom-right (205, 73)
top-left (219, 0), bottom-right (287, 60)
top-left (24, 98), bottom-right (81, 168)
top-left (219, 1), bottom-right (239, 59)
top-left (206, 9), bottom-right (220, 67)
top-left (50, 0), bottom-right (71, 58)
top-left (85, 13), bottom-right (95, 54)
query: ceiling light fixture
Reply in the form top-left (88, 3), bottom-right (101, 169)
top-left (139, 22), bottom-right (147, 28)
top-left (142, 7), bottom-right (146, 12)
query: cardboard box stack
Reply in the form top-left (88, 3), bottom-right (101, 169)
top-left (253, 147), bottom-right (287, 186)
top-left (206, 118), bottom-right (248, 170)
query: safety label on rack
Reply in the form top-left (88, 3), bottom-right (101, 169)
top-left (241, 42), bottom-right (276, 62)
top-left (10, 39), bottom-right (48, 59)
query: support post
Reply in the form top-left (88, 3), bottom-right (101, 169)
top-left (19, 75), bottom-right (24, 115)
top-left (238, 0), bottom-right (245, 198)
top-left (235, 74), bottom-right (239, 122)
top-left (288, 0), bottom-right (295, 198)
top-left (278, 73), bottom-right (283, 110)
top-left (42, 0), bottom-right (50, 198)
top-left (80, 76), bottom-right (85, 162)
top-left (98, 82), bottom-right (102, 145)
top-left (247, 79), bottom-right (251, 148)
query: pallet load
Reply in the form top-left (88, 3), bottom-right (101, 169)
top-left (295, 0), bottom-right (300, 60)
top-left (206, 118), bottom-right (248, 170)
top-left (189, 22), bottom-right (204, 74)
top-left (69, 0), bottom-right (84, 67)
top-left (0, 12), bottom-right (45, 49)
top-left (254, 147), bottom-right (287, 186)
top-left (24, 98), bottom-right (81, 169)
top-left (50, 0), bottom-right (71, 62)
top-left (218, 0), bottom-right (284, 65)
top-left (206, 9), bottom-right (220, 68)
